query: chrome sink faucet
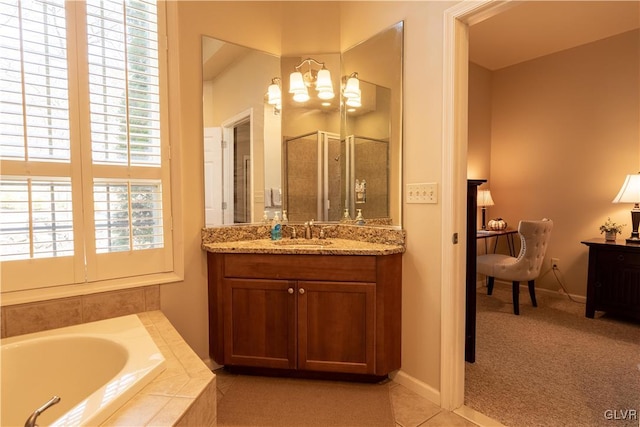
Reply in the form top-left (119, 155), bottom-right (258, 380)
top-left (304, 220), bottom-right (314, 239)
top-left (25, 396), bottom-right (60, 427)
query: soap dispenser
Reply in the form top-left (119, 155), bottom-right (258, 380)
top-left (341, 208), bottom-right (351, 223)
top-left (271, 212), bottom-right (282, 240)
top-left (355, 209), bottom-right (365, 226)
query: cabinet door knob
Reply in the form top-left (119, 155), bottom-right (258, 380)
top-left (288, 287), bottom-right (294, 294)
top-left (299, 288), bottom-right (305, 295)
top-left (618, 255), bottom-right (624, 262)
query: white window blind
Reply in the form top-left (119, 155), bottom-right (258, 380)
top-left (0, 0), bottom-right (71, 163)
top-left (0, 178), bottom-right (74, 260)
top-left (0, 0), bottom-right (172, 292)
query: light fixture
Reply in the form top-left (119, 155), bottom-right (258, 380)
top-left (267, 77), bottom-right (282, 108)
top-left (477, 189), bottom-right (495, 230)
top-left (612, 173), bottom-right (640, 243)
top-left (343, 72), bottom-right (361, 108)
top-left (288, 57), bottom-right (334, 103)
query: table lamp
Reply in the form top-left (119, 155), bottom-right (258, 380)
top-left (477, 189), bottom-right (495, 230)
top-left (612, 173), bottom-right (640, 244)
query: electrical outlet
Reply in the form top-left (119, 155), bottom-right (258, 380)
top-left (551, 258), bottom-right (560, 269)
top-left (406, 182), bottom-right (438, 204)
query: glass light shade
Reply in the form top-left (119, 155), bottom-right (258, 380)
top-left (478, 189), bottom-right (495, 207)
top-left (267, 83), bottom-right (281, 105)
top-left (612, 174), bottom-right (640, 203)
top-left (289, 71), bottom-right (305, 94)
top-left (343, 76), bottom-right (360, 99)
top-left (292, 90), bottom-right (310, 103)
top-left (317, 88), bottom-right (335, 100)
top-left (315, 69), bottom-right (334, 99)
top-left (345, 95), bottom-right (361, 108)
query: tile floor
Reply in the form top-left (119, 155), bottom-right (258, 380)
top-left (215, 369), bottom-right (479, 427)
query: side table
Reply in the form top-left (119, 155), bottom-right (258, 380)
top-left (581, 238), bottom-right (640, 320)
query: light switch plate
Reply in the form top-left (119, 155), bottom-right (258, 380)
top-left (407, 182), bottom-right (438, 204)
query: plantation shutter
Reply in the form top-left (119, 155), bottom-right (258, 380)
top-left (0, 0), bottom-right (172, 291)
top-left (0, 0), bottom-right (84, 290)
top-left (81, 0), bottom-right (172, 281)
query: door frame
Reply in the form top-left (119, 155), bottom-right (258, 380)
top-left (440, 0), bottom-right (519, 412)
top-left (221, 109), bottom-right (254, 223)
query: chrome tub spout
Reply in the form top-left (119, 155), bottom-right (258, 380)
top-left (24, 396), bottom-right (60, 427)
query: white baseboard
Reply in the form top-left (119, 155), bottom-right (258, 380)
top-left (476, 278), bottom-right (586, 303)
top-left (389, 369), bottom-right (441, 406)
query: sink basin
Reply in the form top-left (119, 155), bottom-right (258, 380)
top-left (272, 239), bottom-right (333, 248)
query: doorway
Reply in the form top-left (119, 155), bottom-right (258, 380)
top-left (440, 0), bottom-right (517, 414)
top-left (203, 110), bottom-right (253, 226)
top-left (233, 120), bottom-right (251, 223)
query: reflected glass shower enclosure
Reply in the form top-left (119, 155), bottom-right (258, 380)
top-left (283, 131), bottom-right (388, 222)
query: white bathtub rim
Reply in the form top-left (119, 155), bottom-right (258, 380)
top-left (1, 314), bottom-right (166, 427)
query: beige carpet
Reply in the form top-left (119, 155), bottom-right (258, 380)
top-left (465, 285), bottom-right (640, 427)
top-left (217, 374), bottom-right (395, 426)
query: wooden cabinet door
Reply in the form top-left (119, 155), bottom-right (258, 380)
top-left (223, 278), bottom-right (297, 369)
top-left (297, 281), bottom-right (375, 374)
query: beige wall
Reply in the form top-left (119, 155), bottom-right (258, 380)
top-left (161, 1), bottom-right (283, 360)
top-left (166, 1), bottom-right (457, 393)
top-left (467, 62), bottom-right (492, 185)
top-left (469, 29), bottom-right (640, 296)
top-left (338, 1), bottom-right (457, 391)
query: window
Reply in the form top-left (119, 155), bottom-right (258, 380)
top-left (0, 0), bottom-right (172, 292)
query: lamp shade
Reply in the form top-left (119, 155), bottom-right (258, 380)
top-left (345, 92), bottom-right (361, 107)
top-left (315, 69), bottom-right (334, 100)
top-left (612, 174), bottom-right (640, 203)
top-left (267, 82), bottom-right (281, 105)
top-left (343, 75), bottom-right (360, 99)
top-left (289, 71), bottom-right (306, 94)
top-left (478, 189), bottom-right (495, 207)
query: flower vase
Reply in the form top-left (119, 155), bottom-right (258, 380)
top-left (604, 231), bottom-right (617, 242)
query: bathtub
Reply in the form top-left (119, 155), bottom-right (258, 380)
top-left (1, 314), bottom-right (166, 427)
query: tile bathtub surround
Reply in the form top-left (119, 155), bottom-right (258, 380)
top-left (1, 284), bottom-right (161, 338)
top-left (102, 311), bottom-right (216, 427)
top-left (201, 223), bottom-right (405, 247)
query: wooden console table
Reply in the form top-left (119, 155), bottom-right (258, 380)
top-left (477, 229), bottom-right (517, 256)
top-left (581, 239), bottom-right (640, 320)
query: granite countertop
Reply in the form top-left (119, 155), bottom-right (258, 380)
top-left (201, 224), bottom-right (405, 256)
top-left (202, 237), bottom-right (403, 255)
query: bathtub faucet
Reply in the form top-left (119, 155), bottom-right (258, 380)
top-left (24, 395), bottom-right (60, 427)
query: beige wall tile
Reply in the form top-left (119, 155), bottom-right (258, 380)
top-left (4, 297), bottom-right (82, 337)
top-left (148, 397), bottom-right (193, 426)
top-left (1, 308), bottom-right (6, 338)
top-left (144, 285), bottom-right (161, 310)
top-left (175, 378), bottom-right (217, 427)
top-left (82, 289), bottom-right (145, 323)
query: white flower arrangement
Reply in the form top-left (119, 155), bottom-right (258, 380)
top-left (599, 217), bottom-right (624, 235)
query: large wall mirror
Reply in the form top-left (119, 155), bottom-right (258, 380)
top-left (202, 21), bottom-right (403, 227)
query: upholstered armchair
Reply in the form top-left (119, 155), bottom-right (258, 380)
top-left (477, 219), bottom-right (554, 315)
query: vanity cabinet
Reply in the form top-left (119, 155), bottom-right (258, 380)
top-left (207, 252), bottom-right (401, 377)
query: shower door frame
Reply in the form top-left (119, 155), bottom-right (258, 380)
top-left (283, 130), bottom-right (341, 222)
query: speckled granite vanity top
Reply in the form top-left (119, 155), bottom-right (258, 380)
top-left (201, 223), bottom-right (405, 255)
